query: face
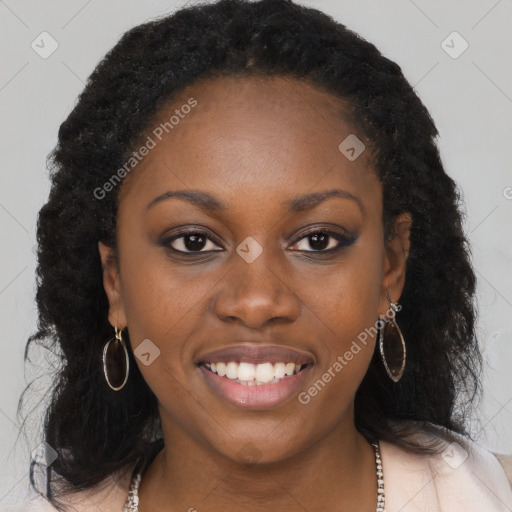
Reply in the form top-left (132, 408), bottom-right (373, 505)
top-left (99, 75), bottom-right (410, 464)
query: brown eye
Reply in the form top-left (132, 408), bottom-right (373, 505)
top-left (164, 230), bottom-right (223, 253)
top-left (290, 229), bottom-right (356, 253)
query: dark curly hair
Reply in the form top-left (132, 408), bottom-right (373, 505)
top-left (19, 0), bottom-right (482, 509)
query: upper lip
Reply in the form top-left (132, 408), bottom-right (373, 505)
top-left (196, 344), bottom-right (315, 366)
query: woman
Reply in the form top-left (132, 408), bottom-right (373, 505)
top-left (20, 0), bottom-right (512, 510)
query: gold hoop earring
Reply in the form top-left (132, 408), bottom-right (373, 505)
top-left (102, 326), bottom-right (130, 391)
top-left (378, 291), bottom-right (406, 383)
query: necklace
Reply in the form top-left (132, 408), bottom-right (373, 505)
top-left (123, 440), bottom-right (385, 512)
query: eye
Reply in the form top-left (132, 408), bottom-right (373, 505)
top-left (163, 229), bottom-right (223, 253)
top-left (162, 226), bottom-right (356, 255)
top-left (290, 228), bottom-right (355, 253)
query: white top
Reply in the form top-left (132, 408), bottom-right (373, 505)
top-left (18, 425), bottom-right (512, 511)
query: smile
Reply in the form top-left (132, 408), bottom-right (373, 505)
top-left (203, 361), bottom-right (305, 385)
top-left (198, 361), bottom-right (313, 409)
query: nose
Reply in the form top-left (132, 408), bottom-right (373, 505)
top-left (212, 246), bottom-right (301, 329)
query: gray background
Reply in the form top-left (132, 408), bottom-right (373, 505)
top-left (1, 0), bottom-right (511, 509)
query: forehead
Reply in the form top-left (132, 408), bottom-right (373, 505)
top-left (119, 74), bottom-right (379, 213)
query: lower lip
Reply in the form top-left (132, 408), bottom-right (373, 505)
top-left (198, 364), bottom-right (313, 410)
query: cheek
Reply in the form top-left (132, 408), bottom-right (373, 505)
top-left (301, 233), bottom-right (383, 333)
top-left (117, 237), bottom-right (236, 408)
top-left (302, 238), bottom-right (383, 390)
top-left (117, 244), bottom-right (192, 378)
top-left (119, 228), bottom-right (208, 339)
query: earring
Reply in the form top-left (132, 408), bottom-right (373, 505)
top-left (378, 291), bottom-right (406, 383)
top-left (102, 326), bottom-right (130, 391)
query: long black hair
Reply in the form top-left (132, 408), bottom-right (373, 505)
top-left (19, 0), bottom-right (481, 509)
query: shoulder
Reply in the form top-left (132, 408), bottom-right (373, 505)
top-left (380, 421), bottom-right (512, 512)
top-left (495, 452), bottom-right (512, 486)
top-left (17, 441), bottom-right (162, 512)
top-left (17, 465), bottom-right (135, 512)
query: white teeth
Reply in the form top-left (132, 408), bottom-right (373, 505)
top-left (274, 362), bottom-right (286, 379)
top-left (255, 362), bottom-right (274, 383)
top-left (216, 362), bottom-right (227, 377)
top-left (285, 362), bottom-right (295, 376)
top-left (203, 361), bottom-right (305, 383)
top-left (238, 362), bottom-right (256, 381)
top-left (226, 362), bottom-right (238, 380)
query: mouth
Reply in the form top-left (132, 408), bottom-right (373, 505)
top-left (200, 361), bottom-right (312, 385)
top-left (195, 344), bottom-right (315, 410)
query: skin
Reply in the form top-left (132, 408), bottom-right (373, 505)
top-left (99, 75), bottom-right (411, 512)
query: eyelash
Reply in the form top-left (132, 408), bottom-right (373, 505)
top-left (162, 227), bottom-right (356, 255)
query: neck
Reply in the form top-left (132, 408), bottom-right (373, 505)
top-left (137, 410), bottom-right (378, 511)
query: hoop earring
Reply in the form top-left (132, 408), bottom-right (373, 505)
top-left (102, 326), bottom-right (130, 391)
top-left (378, 291), bottom-right (406, 383)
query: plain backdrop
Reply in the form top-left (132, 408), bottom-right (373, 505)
top-left (1, 0), bottom-right (511, 509)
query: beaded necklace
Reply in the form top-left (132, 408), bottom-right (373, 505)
top-left (123, 441), bottom-right (385, 512)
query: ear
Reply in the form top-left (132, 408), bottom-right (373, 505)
top-left (98, 241), bottom-right (127, 329)
top-left (378, 212), bottom-right (412, 315)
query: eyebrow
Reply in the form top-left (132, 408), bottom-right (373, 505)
top-left (146, 188), bottom-right (363, 214)
top-left (285, 189), bottom-right (363, 214)
top-left (147, 190), bottom-right (226, 212)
